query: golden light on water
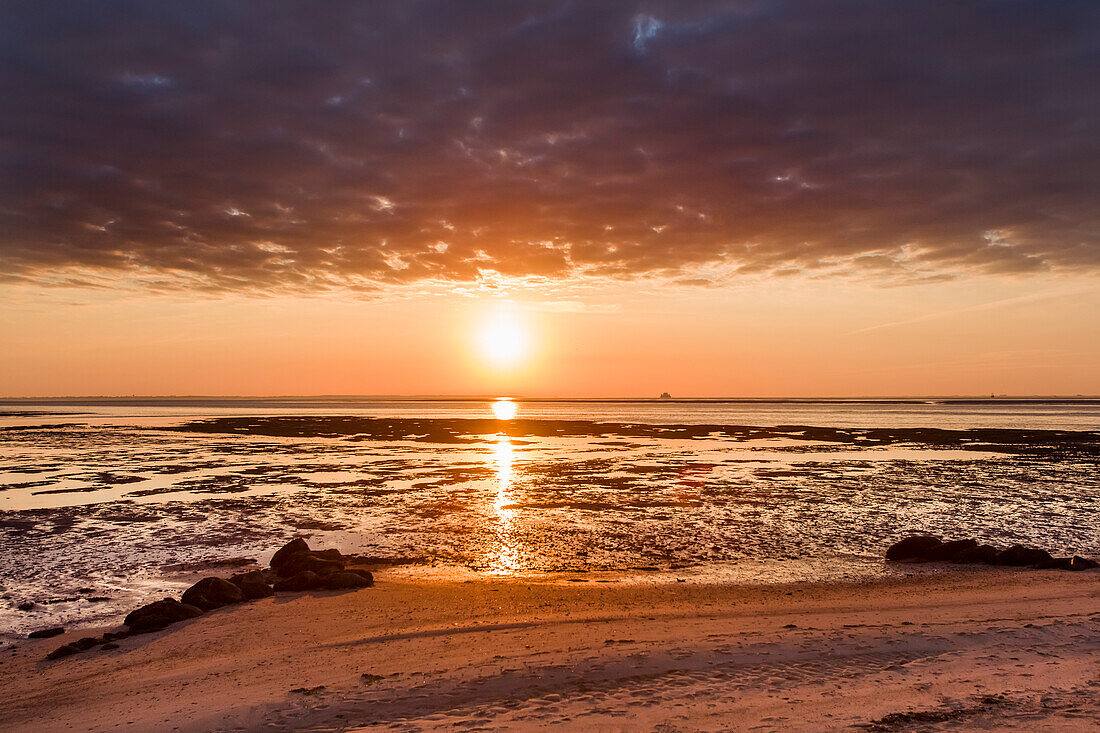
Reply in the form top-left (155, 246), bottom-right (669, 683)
top-left (492, 436), bottom-right (514, 515)
top-left (484, 396), bottom-right (521, 572)
top-left (491, 434), bottom-right (520, 573)
top-left (491, 398), bottom-right (518, 420)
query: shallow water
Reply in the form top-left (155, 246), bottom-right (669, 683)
top-left (3, 396), bottom-right (1100, 430)
top-left (1, 399), bottom-right (1098, 637)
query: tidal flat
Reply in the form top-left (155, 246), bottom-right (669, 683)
top-left (2, 401), bottom-right (1098, 639)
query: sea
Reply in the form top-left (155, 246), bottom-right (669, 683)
top-left (2, 398), bottom-right (1098, 638)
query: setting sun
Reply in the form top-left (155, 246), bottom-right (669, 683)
top-left (477, 311), bottom-right (529, 368)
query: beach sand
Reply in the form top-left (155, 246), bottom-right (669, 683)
top-left (2, 569), bottom-right (1098, 732)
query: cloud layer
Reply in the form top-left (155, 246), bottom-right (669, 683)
top-left (2, 0), bottom-right (1098, 291)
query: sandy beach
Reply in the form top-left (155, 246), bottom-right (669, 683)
top-left (3, 568), bottom-right (1097, 732)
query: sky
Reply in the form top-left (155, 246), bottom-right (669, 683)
top-left (1, 1), bottom-right (1098, 397)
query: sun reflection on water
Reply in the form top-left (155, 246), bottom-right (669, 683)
top-left (492, 436), bottom-right (514, 515)
top-left (490, 433), bottom-right (521, 573)
top-left (491, 398), bottom-right (518, 420)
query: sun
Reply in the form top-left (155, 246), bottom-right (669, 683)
top-left (478, 311), bottom-right (529, 368)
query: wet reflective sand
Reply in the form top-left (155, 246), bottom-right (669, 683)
top-left (1, 402), bottom-right (1097, 637)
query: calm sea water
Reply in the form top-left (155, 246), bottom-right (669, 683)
top-left (1, 399), bottom-right (1098, 637)
top-left (3, 397), bottom-right (1100, 429)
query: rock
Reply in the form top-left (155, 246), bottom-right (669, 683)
top-left (276, 551), bottom-right (345, 578)
top-left (124, 598), bottom-right (204, 634)
top-left (1069, 555), bottom-right (1099, 570)
top-left (1036, 555), bottom-right (1098, 571)
top-left (925, 538), bottom-right (978, 562)
top-left (994, 545), bottom-right (1053, 567)
top-left (885, 535), bottom-right (942, 562)
top-left (324, 571), bottom-right (374, 590)
top-left (47, 644), bottom-right (80, 660)
top-left (273, 571), bottom-right (323, 592)
top-left (951, 544), bottom-right (999, 565)
top-left (269, 538), bottom-right (349, 578)
top-left (73, 637), bottom-right (100, 651)
top-left (17, 601), bottom-right (36, 612)
top-left (101, 642), bottom-right (120, 650)
top-left (102, 631), bottom-right (127, 641)
top-left (344, 568), bottom-right (374, 582)
top-left (229, 570), bottom-right (274, 600)
top-left (181, 577), bottom-right (246, 611)
top-left (270, 538), bottom-right (311, 574)
top-left (28, 626), bottom-right (65, 639)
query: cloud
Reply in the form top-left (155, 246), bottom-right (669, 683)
top-left (0, 0), bottom-right (1097, 293)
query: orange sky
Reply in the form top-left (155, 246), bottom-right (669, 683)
top-left (2, 274), bottom-right (1096, 398)
top-left (2, 3), bottom-right (1098, 398)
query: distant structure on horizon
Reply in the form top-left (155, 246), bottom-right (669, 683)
top-left (659, 392), bottom-right (672, 399)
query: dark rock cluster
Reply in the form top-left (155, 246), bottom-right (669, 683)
top-left (125, 599), bottom-right (204, 634)
top-left (27, 626), bottom-right (64, 639)
top-left (44, 629), bottom-right (132, 660)
top-left (886, 535), bottom-right (1099, 570)
top-left (268, 537), bottom-right (374, 592)
top-left (40, 538), bottom-right (373, 661)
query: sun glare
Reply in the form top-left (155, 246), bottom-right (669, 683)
top-left (478, 311), bottom-right (529, 368)
top-left (491, 398), bottom-right (518, 420)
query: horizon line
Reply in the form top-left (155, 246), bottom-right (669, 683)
top-left (2, 394), bottom-right (1099, 403)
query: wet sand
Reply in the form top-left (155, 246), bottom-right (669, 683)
top-left (172, 414), bottom-right (1100, 453)
top-left (3, 569), bottom-right (1098, 732)
top-left (4, 412), bottom-right (1099, 640)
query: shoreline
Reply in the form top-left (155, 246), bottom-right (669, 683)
top-left (3, 569), bottom-right (1098, 732)
top-left (0, 554), bottom-right (1061, 643)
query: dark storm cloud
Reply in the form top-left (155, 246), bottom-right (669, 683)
top-left (1, 0), bottom-right (1097, 291)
